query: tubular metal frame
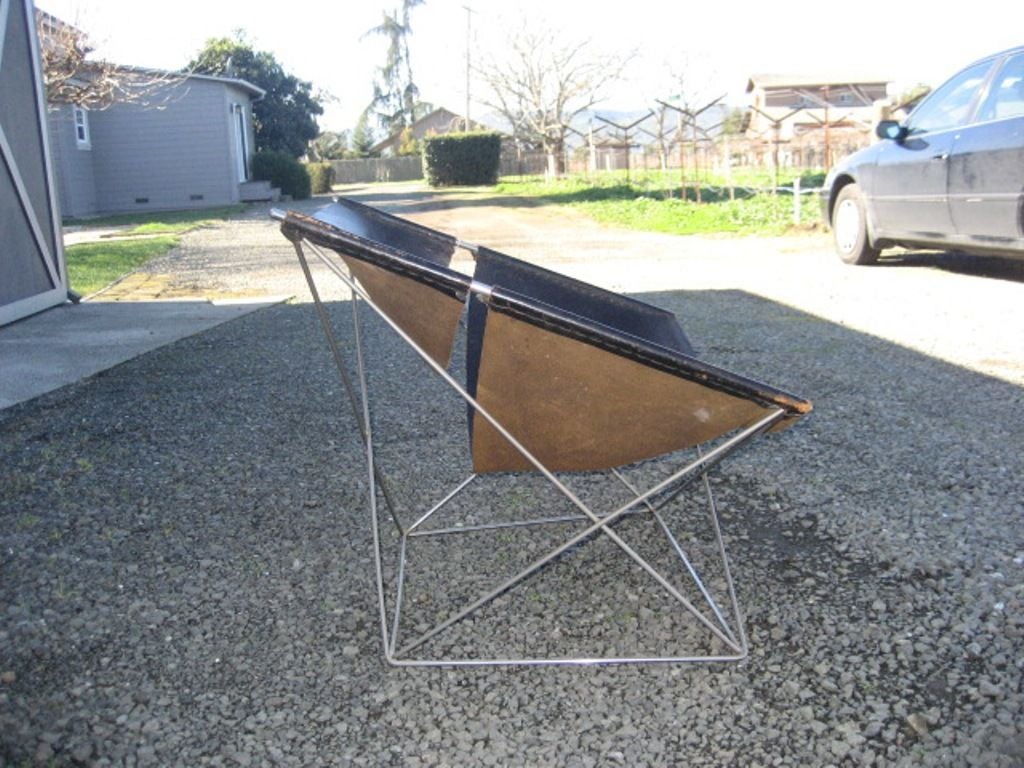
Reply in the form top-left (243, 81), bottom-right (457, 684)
top-left (288, 234), bottom-right (787, 667)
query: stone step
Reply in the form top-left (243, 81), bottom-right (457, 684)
top-left (239, 180), bottom-right (280, 202)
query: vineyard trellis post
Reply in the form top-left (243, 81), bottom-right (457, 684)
top-left (747, 105), bottom-right (804, 194)
top-left (657, 95), bottom-right (724, 202)
top-left (595, 112), bottom-right (653, 183)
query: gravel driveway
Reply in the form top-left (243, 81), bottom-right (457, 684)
top-left (1, 184), bottom-right (1022, 766)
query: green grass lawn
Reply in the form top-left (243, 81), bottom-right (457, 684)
top-left (63, 207), bottom-right (242, 296)
top-left (64, 206), bottom-right (242, 235)
top-left (492, 170), bottom-right (826, 236)
top-left (65, 237), bottom-right (180, 296)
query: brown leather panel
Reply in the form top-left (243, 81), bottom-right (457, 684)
top-left (341, 255), bottom-right (464, 368)
top-left (472, 311), bottom-right (771, 473)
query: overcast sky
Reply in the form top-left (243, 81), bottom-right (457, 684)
top-left (37, 0), bottom-right (1020, 134)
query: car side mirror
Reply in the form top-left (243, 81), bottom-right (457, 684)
top-left (876, 120), bottom-right (907, 142)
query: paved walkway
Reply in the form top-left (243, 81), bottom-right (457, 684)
top-left (0, 202), bottom-right (309, 409)
top-left (5, 184), bottom-right (1023, 412)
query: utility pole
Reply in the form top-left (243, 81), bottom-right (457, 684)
top-left (463, 5), bottom-right (474, 131)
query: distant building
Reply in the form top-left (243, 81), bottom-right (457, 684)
top-left (39, 11), bottom-right (267, 218)
top-left (48, 70), bottom-right (265, 218)
top-left (745, 74), bottom-right (892, 139)
top-left (370, 107), bottom-right (492, 156)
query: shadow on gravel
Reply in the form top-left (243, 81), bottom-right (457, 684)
top-left (1, 291), bottom-right (1022, 766)
top-left (877, 249), bottom-right (1024, 283)
top-left (339, 187), bottom-right (549, 216)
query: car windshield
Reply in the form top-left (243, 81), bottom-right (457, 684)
top-left (908, 60), bottom-right (993, 134)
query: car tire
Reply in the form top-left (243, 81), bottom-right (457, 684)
top-left (832, 183), bottom-right (880, 265)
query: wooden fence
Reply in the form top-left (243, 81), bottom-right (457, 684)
top-left (331, 156), bottom-right (423, 184)
top-left (330, 131), bottom-right (873, 184)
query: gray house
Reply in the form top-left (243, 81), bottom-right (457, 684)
top-left (1, 0), bottom-right (66, 325)
top-left (48, 70), bottom-right (266, 218)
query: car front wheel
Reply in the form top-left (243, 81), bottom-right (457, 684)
top-left (832, 183), bottom-right (880, 265)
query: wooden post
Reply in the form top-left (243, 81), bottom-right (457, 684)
top-left (589, 123), bottom-right (596, 174)
top-left (692, 120), bottom-right (701, 203)
top-left (823, 85), bottom-right (831, 169)
top-left (595, 112), bottom-right (652, 185)
top-left (678, 112), bottom-right (686, 199)
top-left (771, 123), bottom-right (780, 194)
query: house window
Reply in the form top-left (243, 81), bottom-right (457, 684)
top-left (73, 106), bottom-right (91, 150)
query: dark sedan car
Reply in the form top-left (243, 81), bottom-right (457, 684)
top-left (822, 46), bottom-right (1024, 264)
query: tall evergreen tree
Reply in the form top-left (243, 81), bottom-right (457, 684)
top-left (351, 110), bottom-right (377, 157)
top-left (364, 0), bottom-right (424, 134)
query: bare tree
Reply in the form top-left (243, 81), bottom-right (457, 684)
top-left (476, 23), bottom-right (631, 176)
top-left (36, 10), bottom-right (184, 109)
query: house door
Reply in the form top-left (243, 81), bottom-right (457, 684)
top-left (234, 104), bottom-right (250, 182)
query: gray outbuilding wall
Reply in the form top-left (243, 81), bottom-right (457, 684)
top-left (1, 0), bottom-right (66, 325)
top-left (50, 76), bottom-right (261, 218)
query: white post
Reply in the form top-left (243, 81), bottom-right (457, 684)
top-left (793, 175), bottom-right (802, 225)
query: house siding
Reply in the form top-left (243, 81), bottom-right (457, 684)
top-left (47, 104), bottom-right (98, 218)
top-left (90, 78), bottom-right (240, 213)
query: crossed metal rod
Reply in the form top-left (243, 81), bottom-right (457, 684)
top-left (283, 230), bottom-right (783, 665)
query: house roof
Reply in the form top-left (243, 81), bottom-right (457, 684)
top-left (370, 107), bottom-right (493, 153)
top-left (746, 74), bottom-right (892, 92)
top-left (185, 72), bottom-right (265, 99)
top-left (114, 66), bottom-right (266, 99)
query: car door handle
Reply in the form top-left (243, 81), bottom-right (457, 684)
top-left (933, 153), bottom-right (949, 161)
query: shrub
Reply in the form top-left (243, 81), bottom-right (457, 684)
top-left (252, 150), bottom-right (311, 200)
top-left (306, 162), bottom-right (335, 194)
top-left (423, 132), bottom-right (501, 187)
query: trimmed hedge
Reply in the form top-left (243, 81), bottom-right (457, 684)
top-left (423, 132), bottom-right (501, 187)
top-left (252, 150), bottom-right (311, 200)
top-left (306, 162), bottom-right (335, 194)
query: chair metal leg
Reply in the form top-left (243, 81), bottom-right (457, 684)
top-left (293, 236), bottom-right (784, 666)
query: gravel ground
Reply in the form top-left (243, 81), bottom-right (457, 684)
top-left (1, 185), bottom-right (1023, 766)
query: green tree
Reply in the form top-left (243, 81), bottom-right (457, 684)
top-left (397, 126), bottom-right (420, 156)
top-left (189, 33), bottom-right (323, 158)
top-left (351, 110), bottom-right (377, 157)
top-left (308, 130), bottom-right (350, 161)
top-left (722, 107), bottom-right (749, 136)
top-left (364, 0), bottom-right (424, 134)
top-left (896, 84), bottom-right (931, 111)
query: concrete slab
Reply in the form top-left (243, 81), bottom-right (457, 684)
top-left (0, 297), bottom-right (288, 410)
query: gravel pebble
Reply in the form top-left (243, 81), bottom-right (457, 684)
top-left (1, 188), bottom-right (1023, 766)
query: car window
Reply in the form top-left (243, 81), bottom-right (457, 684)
top-left (977, 53), bottom-right (1024, 121)
top-left (908, 60), bottom-right (993, 134)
